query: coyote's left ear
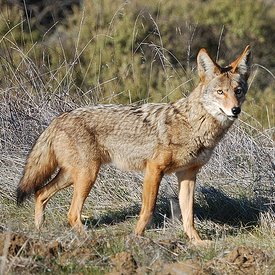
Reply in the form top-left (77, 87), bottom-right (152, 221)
top-left (197, 48), bottom-right (221, 82)
top-left (230, 45), bottom-right (252, 80)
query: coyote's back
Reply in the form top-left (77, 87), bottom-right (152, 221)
top-left (17, 46), bottom-right (251, 244)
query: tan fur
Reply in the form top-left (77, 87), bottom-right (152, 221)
top-left (17, 46), bottom-right (251, 243)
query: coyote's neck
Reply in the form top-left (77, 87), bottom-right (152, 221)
top-left (174, 84), bottom-right (233, 148)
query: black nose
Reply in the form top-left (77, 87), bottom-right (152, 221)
top-left (231, 107), bottom-right (241, 115)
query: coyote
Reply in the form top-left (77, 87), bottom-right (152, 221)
top-left (17, 46), bottom-right (251, 243)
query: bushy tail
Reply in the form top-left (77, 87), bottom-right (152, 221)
top-left (17, 125), bottom-right (57, 205)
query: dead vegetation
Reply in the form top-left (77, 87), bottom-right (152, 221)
top-left (0, 230), bottom-right (273, 274)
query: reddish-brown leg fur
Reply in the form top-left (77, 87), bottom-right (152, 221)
top-left (135, 160), bottom-right (163, 235)
top-left (35, 168), bottom-right (72, 230)
top-left (68, 162), bottom-right (100, 233)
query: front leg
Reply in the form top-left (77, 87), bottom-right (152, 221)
top-left (135, 161), bottom-right (164, 235)
top-left (176, 167), bottom-right (202, 243)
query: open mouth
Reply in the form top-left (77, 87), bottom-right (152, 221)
top-left (219, 108), bottom-right (238, 119)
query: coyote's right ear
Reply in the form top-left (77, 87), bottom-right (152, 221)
top-left (197, 48), bottom-right (221, 82)
top-left (230, 45), bottom-right (251, 80)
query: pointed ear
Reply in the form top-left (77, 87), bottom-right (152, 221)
top-left (230, 45), bottom-right (251, 80)
top-left (197, 48), bottom-right (221, 82)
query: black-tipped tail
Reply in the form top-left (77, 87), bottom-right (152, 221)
top-left (16, 187), bottom-right (30, 206)
top-left (16, 123), bottom-right (58, 207)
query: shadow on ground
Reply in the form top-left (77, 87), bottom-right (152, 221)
top-left (196, 187), bottom-right (273, 227)
top-left (84, 187), bottom-right (272, 231)
top-left (85, 204), bottom-right (141, 228)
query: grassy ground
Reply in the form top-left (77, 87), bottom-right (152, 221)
top-left (0, 192), bottom-right (274, 274)
top-left (0, 122), bottom-right (274, 274)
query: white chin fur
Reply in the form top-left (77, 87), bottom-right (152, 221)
top-left (203, 104), bottom-right (236, 126)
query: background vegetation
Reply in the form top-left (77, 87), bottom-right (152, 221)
top-left (1, 0), bottom-right (275, 126)
top-left (0, 0), bottom-right (274, 273)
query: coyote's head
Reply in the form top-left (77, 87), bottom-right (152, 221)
top-left (197, 46), bottom-right (251, 125)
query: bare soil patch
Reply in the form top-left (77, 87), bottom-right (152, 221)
top-left (205, 246), bottom-right (270, 275)
top-left (0, 232), bottom-right (272, 274)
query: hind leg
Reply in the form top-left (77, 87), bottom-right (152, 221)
top-left (68, 161), bottom-right (100, 233)
top-left (35, 168), bottom-right (72, 230)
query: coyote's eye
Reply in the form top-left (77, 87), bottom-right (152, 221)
top-left (235, 87), bottom-right (243, 95)
top-left (217, 89), bottom-right (223, 95)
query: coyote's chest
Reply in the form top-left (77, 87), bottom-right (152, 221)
top-left (189, 127), bottom-right (225, 165)
top-left (194, 146), bottom-right (214, 163)
top-left (170, 143), bottom-right (214, 173)
top-left (167, 124), bottom-right (226, 173)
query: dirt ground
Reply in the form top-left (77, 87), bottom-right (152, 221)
top-left (109, 247), bottom-right (271, 275)
top-left (0, 231), bottom-right (272, 274)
